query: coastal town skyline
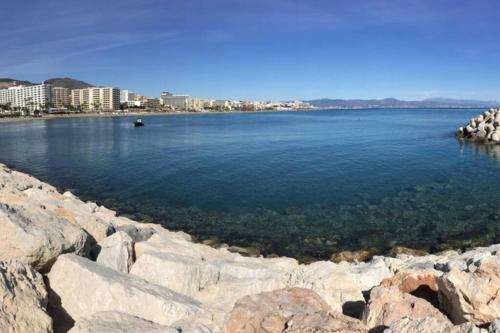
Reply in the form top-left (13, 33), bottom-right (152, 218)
top-left (2, 1), bottom-right (500, 101)
top-left (1, 76), bottom-right (499, 117)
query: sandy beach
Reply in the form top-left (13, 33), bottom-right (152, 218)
top-left (0, 108), bottom-right (318, 123)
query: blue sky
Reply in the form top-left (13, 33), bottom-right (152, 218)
top-left (2, 0), bottom-right (500, 101)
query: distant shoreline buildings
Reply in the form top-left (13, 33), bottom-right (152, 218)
top-left (0, 78), bottom-right (313, 116)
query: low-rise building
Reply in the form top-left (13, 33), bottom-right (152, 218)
top-left (71, 87), bottom-right (120, 111)
top-left (213, 100), bottom-right (232, 111)
top-left (188, 98), bottom-right (207, 111)
top-left (160, 92), bottom-right (190, 110)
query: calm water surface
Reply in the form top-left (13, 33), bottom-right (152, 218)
top-left (1, 109), bottom-right (500, 261)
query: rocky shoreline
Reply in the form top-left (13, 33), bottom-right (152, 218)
top-left (456, 108), bottom-right (500, 143)
top-left (0, 163), bottom-right (499, 332)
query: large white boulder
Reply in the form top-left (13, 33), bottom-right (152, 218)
top-left (47, 254), bottom-right (210, 331)
top-left (95, 231), bottom-right (135, 273)
top-left (69, 311), bottom-right (212, 333)
top-left (0, 260), bottom-right (53, 333)
top-left (130, 232), bottom-right (391, 327)
top-left (0, 203), bottom-right (89, 272)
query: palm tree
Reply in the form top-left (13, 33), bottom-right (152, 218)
top-left (92, 101), bottom-right (101, 112)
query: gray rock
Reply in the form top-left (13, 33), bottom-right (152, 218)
top-left (115, 224), bottom-right (156, 242)
top-left (0, 260), bottom-right (53, 333)
top-left (0, 203), bottom-right (90, 272)
top-left (96, 231), bottom-right (135, 273)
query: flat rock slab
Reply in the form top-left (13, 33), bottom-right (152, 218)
top-left (69, 311), bottom-right (212, 333)
top-left (47, 254), bottom-right (210, 332)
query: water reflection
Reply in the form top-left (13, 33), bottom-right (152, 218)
top-left (466, 141), bottom-right (500, 163)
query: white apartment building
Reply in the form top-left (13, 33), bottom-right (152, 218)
top-left (71, 87), bottom-right (120, 111)
top-left (0, 83), bottom-right (52, 113)
top-left (213, 100), bottom-right (232, 110)
top-left (51, 87), bottom-right (70, 109)
top-left (189, 98), bottom-right (209, 111)
top-left (120, 90), bottom-right (136, 103)
top-left (160, 92), bottom-right (190, 110)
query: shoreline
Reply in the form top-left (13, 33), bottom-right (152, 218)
top-left (0, 106), bottom-right (486, 124)
top-left (0, 159), bottom-right (494, 264)
top-left (0, 108), bottom-right (315, 123)
top-left (1, 163), bottom-right (500, 332)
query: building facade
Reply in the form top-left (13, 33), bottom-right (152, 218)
top-left (213, 100), bottom-right (232, 110)
top-left (71, 87), bottom-right (120, 111)
top-left (120, 90), bottom-right (136, 103)
top-left (160, 92), bottom-right (190, 110)
top-left (51, 87), bottom-right (70, 109)
top-left (0, 83), bottom-right (52, 113)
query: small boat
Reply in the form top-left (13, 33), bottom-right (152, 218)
top-left (134, 118), bottom-right (144, 127)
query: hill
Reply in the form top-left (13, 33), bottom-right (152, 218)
top-left (44, 77), bottom-right (93, 90)
top-left (0, 78), bottom-right (34, 89)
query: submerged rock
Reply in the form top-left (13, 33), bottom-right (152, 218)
top-left (0, 260), bottom-right (53, 333)
top-left (388, 246), bottom-right (429, 258)
top-left (330, 248), bottom-right (379, 263)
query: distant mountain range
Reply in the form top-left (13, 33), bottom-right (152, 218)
top-left (0, 77), bottom-right (93, 90)
top-left (307, 97), bottom-right (500, 109)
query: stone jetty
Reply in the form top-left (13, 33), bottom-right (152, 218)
top-left (456, 108), bottom-right (500, 142)
top-left (0, 163), bottom-right (499, 332)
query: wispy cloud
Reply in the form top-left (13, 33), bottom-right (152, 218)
top-left (2, 32), bottom-right (176, 76)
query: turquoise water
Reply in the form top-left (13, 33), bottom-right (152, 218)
top-left (1, 109), bottom-right (500, 261)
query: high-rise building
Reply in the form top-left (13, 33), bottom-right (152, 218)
top-left (51, 87), bottom-right (70, 109)
top-left (120, 90), bottom-right (136, 103)
top-left (71, 87), bottom-right (120, 111)
top-left (0, 83), bottom-right (52, 113)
